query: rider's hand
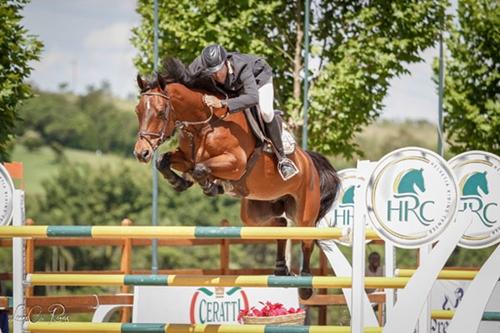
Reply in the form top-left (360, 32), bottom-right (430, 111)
top-left (203, 95), bottom-right (223, 108)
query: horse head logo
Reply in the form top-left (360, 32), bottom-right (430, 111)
top-left (394, 168), bottom-right (426, 195)
top-left (341, 185), bottom-right (356, 205)
top-left (458, 171), bottom-right (496, 228)
top-left (461, 172), bottom-right (489, 197)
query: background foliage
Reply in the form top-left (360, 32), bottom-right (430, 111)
top-left (132, 0), bottom-right (448, 158)
top-left (0, 0), bottom-right (42, 161)
top-left (435, 0), bottom-right (499, 154)
top-left (309, 0), bottom-right (449, 156)
top-left (16, 84), bottom-right (138, 157)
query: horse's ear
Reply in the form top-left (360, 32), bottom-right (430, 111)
top-left (137, 74), bottom-right (145, 90)
top-left (157, 73), bottom-right (167, 90)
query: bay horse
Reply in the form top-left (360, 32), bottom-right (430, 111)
top-left (133, 58), bottom-right (340, 299)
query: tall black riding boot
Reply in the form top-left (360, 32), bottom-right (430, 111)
top-left (265, 117), bottom-right (299, 181)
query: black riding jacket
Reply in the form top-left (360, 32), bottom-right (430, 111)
top-left (188, 52), bottom-right (273, 112)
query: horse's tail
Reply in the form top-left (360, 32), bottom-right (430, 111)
top-left (306, 151), bottom-right (341, 222)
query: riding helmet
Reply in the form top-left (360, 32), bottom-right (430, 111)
top-left (201, 44), bottom-right (227, 74)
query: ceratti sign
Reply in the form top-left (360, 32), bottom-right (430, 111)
top-left (189, 287), bottom-right (249, 324)
top-left (133, 286), bottom-right (299, 324)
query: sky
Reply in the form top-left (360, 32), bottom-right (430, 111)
top-left (22, 0), bottom-right (444, 123)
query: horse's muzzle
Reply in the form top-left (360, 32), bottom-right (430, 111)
top-left (134, 141), bottom-right (153, 163)
top-left (135, 148), bottom-right (152, 163)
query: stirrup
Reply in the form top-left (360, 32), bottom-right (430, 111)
top-left (278, 158), bottom-right (299, 181)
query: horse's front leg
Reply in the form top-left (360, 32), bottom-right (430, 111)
top-left (192, 150), bottom-right (246, 196)
top-left (272, 217), bottom-right (291, 276)
top-left (193, 149), bottom-right (247, 180)
top-left (156, 151), bottom-right (193, 192)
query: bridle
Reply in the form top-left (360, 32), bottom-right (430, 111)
top-left (138, 88), bottom-right (216, 152)
top-left (138, 91), bottom-right (172, 151)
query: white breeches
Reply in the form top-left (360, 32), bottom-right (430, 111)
top-left (258, 81), bottom-right (274, 123)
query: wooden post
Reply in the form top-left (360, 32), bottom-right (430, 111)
top-left (378, 300), bottom-right (383, 325)
top-left (220, 220), bottom-right (230, 275)
top-left (120, 218), bottom-right (133, 323)
top-left (25, 218), bottom-right (35, 298)
top-left (318, 249), bottom-right (328, 325)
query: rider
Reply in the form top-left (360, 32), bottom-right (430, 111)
top-left (188, 44), bottom-right (299, 181)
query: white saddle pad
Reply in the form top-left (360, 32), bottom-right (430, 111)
top-left (263, 129), bottom-right (296, 155)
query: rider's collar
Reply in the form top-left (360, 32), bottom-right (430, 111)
top-left (227, 60), bottom-right (234, 75)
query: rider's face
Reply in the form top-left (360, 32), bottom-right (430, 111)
top-left (212, 63), bottom-right (228, 84)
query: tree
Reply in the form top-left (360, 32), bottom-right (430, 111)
top-left (132, 0), bottom-right (447, 158)
top-left (17, 86), bottom-right (138, 156)
top-left (310, 1), bottom-right (448, 156)
top-left (436, 0), bottom-right (499, 154)
top-left (0, 0), bottom-right (42, 161)
top-left (131, 1), bottom-right (299, 112)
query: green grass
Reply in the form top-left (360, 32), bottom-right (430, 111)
top-left (11, 145), bottom-right (143, 195)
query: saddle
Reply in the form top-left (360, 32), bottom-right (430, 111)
top-left (244, 106), bottom-right (296, 155)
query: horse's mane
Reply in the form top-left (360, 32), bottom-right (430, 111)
top-left (139, 76), bottom-right (161, 93)
top-left (160, 57), bottom-right (213, 91)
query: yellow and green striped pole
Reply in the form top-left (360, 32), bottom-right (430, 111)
top-left (395, 269), bottom-right (482, 280)
top-left (0, 225), bottom-right (380, 240)
top-left (25, 322), bottom-right (384, 333)
top-left (26, 274), bottom-right (409, 288)
top-left (431, 310), bottom-right (500, 321)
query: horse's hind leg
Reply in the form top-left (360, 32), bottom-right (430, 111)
top-left (288, 175), bottom-right (321, 299)
top-left (299, 240), bottom-right (315, 299)
top-left (240, 199), bottom-right (289, 276)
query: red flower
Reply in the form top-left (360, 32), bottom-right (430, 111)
top-left (238, 301), bottom-right (304, 322)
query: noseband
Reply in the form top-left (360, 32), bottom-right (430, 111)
top-left (138, 91), bottom-right (172, 151)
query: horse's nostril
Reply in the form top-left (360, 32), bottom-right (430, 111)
top-left (142, 150), bottom-right (150, 159)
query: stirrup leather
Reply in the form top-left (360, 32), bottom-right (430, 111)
top-left (278, 157), bottom-right (299, 181)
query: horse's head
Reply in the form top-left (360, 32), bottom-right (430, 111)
top-left (133, 74), bottom-right (176, 163)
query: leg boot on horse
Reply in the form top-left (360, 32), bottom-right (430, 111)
top-left (156, 152), bottom-right (193, 192)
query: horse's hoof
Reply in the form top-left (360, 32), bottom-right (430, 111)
top-left (216, 184), bottom-right (224, 194)
top-left (173, 179), bottom-right (193, 192)
top-left (299, 287), bottom-right (313, 300)
top-left (274, 265), bottom-right (290, 276)
top-left (298, 271), bottom-right (313, 299)
top-left (156, 153), bottom-right (171, 171)
top-left (192, 163), bottom-right (210, 181)
top-left (203, 183), bottom-right (223, 197)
